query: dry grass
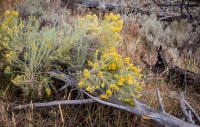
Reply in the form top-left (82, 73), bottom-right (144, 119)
top-left (0, 0), bottom-right (23, 13)
top-left (1, 76), bottom-right (199, 126)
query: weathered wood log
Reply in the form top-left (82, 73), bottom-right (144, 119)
top-left (13, 89), bottom-right (200, 127)
top-left (50, 70), bottom-right (200, 126)
top-left (13, 99), bottom-right (95, 110)
top-left (159, 3), bottom-right (199, 7)
top-left (76, 0), bottom-right (181, 18)
top-left (81, 90), bottom-right (200, 127)
top-left (152, 47), bottom-right (200, 92)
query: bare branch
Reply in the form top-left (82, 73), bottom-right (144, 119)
top-left (168, 95), bottom-right (200, 122)
top-left (80, 90), bottom-right (128, 110)
top-left (180, 92), bottom-right (195, 124)
top-left (13, 88), bottom-right (200, 126)
top-left (189, 110), bottom-right (195, 124)
top-left (158, 3), bottom-right (199, 7)
top-left (81, 90), bottom-right (199, 127)
top-left (156, 88), bottom-right (165, 112)
top-left (49, 70), bottom-right (78, 91)
top-left (13, 99), bottom-right (95, 110)
top-left (158, 16), bottom-right (172, 21)
top-left (152, 0), bottom-right (166, 12)
top-left (185, 100), bottom-right (200, 122)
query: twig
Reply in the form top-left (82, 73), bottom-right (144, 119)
top-left (181, 0), bottom-right (185, 16)
top-left (185, 100), bottom-right (200, 122)
top-left (189, 110), bottom-right (195, 124)
top-left (158, 3), bottom-right (199, 7)
top-left (80, 89), bottom-right (128, 110)
top-left (158, 16), bottom-right (172, 21)
top-left (180, 92), bottom-right (195, 124)
top-left (156, 88), bottom-right (165, 112)
top-left (58, 102), bottom-right (64, 124)
top-left (152, 0), bottom-right (166, 12)
top-left (167, 95), bottom-right (200, 122)
top-left (187, 0), bottom-right (193, 18)
top-left (13, 99), bottom-right (95, 110)
top-left (49, 70), bottom-right (78, 91)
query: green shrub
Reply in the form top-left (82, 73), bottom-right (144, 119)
top-left (0, 10), bottom-right (144, 105)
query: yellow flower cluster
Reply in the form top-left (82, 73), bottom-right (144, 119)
top-left (45, 88), bottom-right (51, 97)
top-left (4, 10), bottom-right (18, 16)
top-left (117, 76), bottom-right (125, 86)
top-left (86, 85), bottom-right (93, 93)
top-left (78, 46), bottom-right (144, 106)
top-left (100, 47), bottom-right (123, 71)
top-left (1, 10), bottom-right (19, 31)
top-left (101, 13), bottom-right (123, 46)
top-left (0, 10), bottom-right (23, 64)
top-left (77, 14), bottom-right (99, 33)
top-left (124, 57), bottom-right (130, 64)
top-left (5, 51), bottom-right (16, 62)
top-left (60, 74), bottom-right (65, 79)
top-left (101, 89), bottom-right (112, 99)
top-left (83, 69), bottom-right (90, 78)
top-left (76, 13), bottom-right (123, 47)
top-left (78, 81), bottom-right (84, 87)
top-left (11, 74), bottom-right (25, 85)
top-left (104, 12), bottom-right (123, 32)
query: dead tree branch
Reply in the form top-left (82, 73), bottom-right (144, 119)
top-left (167, 95), bottom-right (200, 123)
top-left (13, 70), bottom-right (200, 126)
top-left (158, 3), bottom-right (199, 7)
top-left (184, 100), bottom-right (200, 122)
top-left (180, 92), bottom-right (195, 124)
top-left (152, 0), bottom-right (166, 12)
top-left (13, 99), bottom-right (95, 110)
top-left (156, 88), bottom-right (165, 113)
top-left (80, 90), bottom-right (199, 127)
top-left (76, 0), bottom-right (181, 18)
top-left (152, 48), bottom-right (200, 92)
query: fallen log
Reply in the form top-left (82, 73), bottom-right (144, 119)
top-left (81, 90), bottom-right (200, 127)
top-left (152, 47), bottom-right (200, 92)
top-left (13, 99), bottom-right (95, 110)
top-left (12, 66), bottom-right (200, 126)
top-left (13, 69), bottom-right (200, 126)
top-left (76, 0), bottom-right (181, 19)
top-left (159, 3), bottom-right (199, 7)
top-left (13, 87), bottom-right (200, 127)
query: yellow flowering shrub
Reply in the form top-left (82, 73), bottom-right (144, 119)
top-left (74, 13), bottom-right (123, 49)
top-left (0, 10), bottom-right (21, 58)
top-left (78, 47), bottom-right (144, 106)
top-left (101, 13), bottom-right (123, 46)
top-left (0, 10), bottom-right (63, 95)
top-left (0, 9), bottom-right (143, 103)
